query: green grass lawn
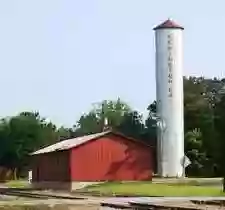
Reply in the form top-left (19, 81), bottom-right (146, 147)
top-left (83, 181), bottom-right (224, 197)
top-left (5, 180), bottom-right (30, 188)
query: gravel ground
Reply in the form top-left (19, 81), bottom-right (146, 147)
top-left (0, 198), bottom-right (102, 210)
top-left (1, 196), bottom-right (225, 210)
top-left (0, 204), bottom-right (100, 210)
top-left (1, 188), bottom-right (225, 209)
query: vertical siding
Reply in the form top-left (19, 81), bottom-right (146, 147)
top-left (32, 150), bottom-right (70, 182)
top-left (70, 134), bottom-right (152, 181)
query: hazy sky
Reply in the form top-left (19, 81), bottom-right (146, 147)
top-left (0, 0), bottom-right (224, 127)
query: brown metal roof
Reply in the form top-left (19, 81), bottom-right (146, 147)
top-left (31, 130), bottom-right (151, 155)
top-left (153, 19), bottom-right (184, 30)
top-left (31, 131), bottom-right (110, 155)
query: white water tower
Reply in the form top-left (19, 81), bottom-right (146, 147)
top-left (154, 19), bottom-right (184, 177)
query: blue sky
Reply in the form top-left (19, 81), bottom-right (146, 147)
top-left (0, 0), bottom-right (225, 127)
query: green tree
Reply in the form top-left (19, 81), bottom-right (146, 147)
top-left (57, 126), bottom-right (74, 140)
top-left (185, 128), bottom-right (208, 176)
top-left (214, 94), bottom-right (225, 177)
top-left (116, 110), bottom-right (145, 140)
top-left (144, 101), bottom-right (157, 146)
top-left (74, 98), bottom-right (131, 135)
top-left (0, 112), bottom-right (58, 179)
top-left (183, 77), bottom-right (221, 176)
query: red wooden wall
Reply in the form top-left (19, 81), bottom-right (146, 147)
top-left (70, 134), bottom-right (153, 181)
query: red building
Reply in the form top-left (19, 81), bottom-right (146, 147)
top-left (31, 130), bottom-right (153, 191)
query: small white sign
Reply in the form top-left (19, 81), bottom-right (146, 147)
top-left (28, 170), bottom-right (32, 183)
top-left (183, 156), bottom-right (191, 168)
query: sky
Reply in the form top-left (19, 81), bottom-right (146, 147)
top-left (0, 0), bottom-right (225, 127)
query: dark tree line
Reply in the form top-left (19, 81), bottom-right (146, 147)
top-left (0, 76), bottom-right (225, 178)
